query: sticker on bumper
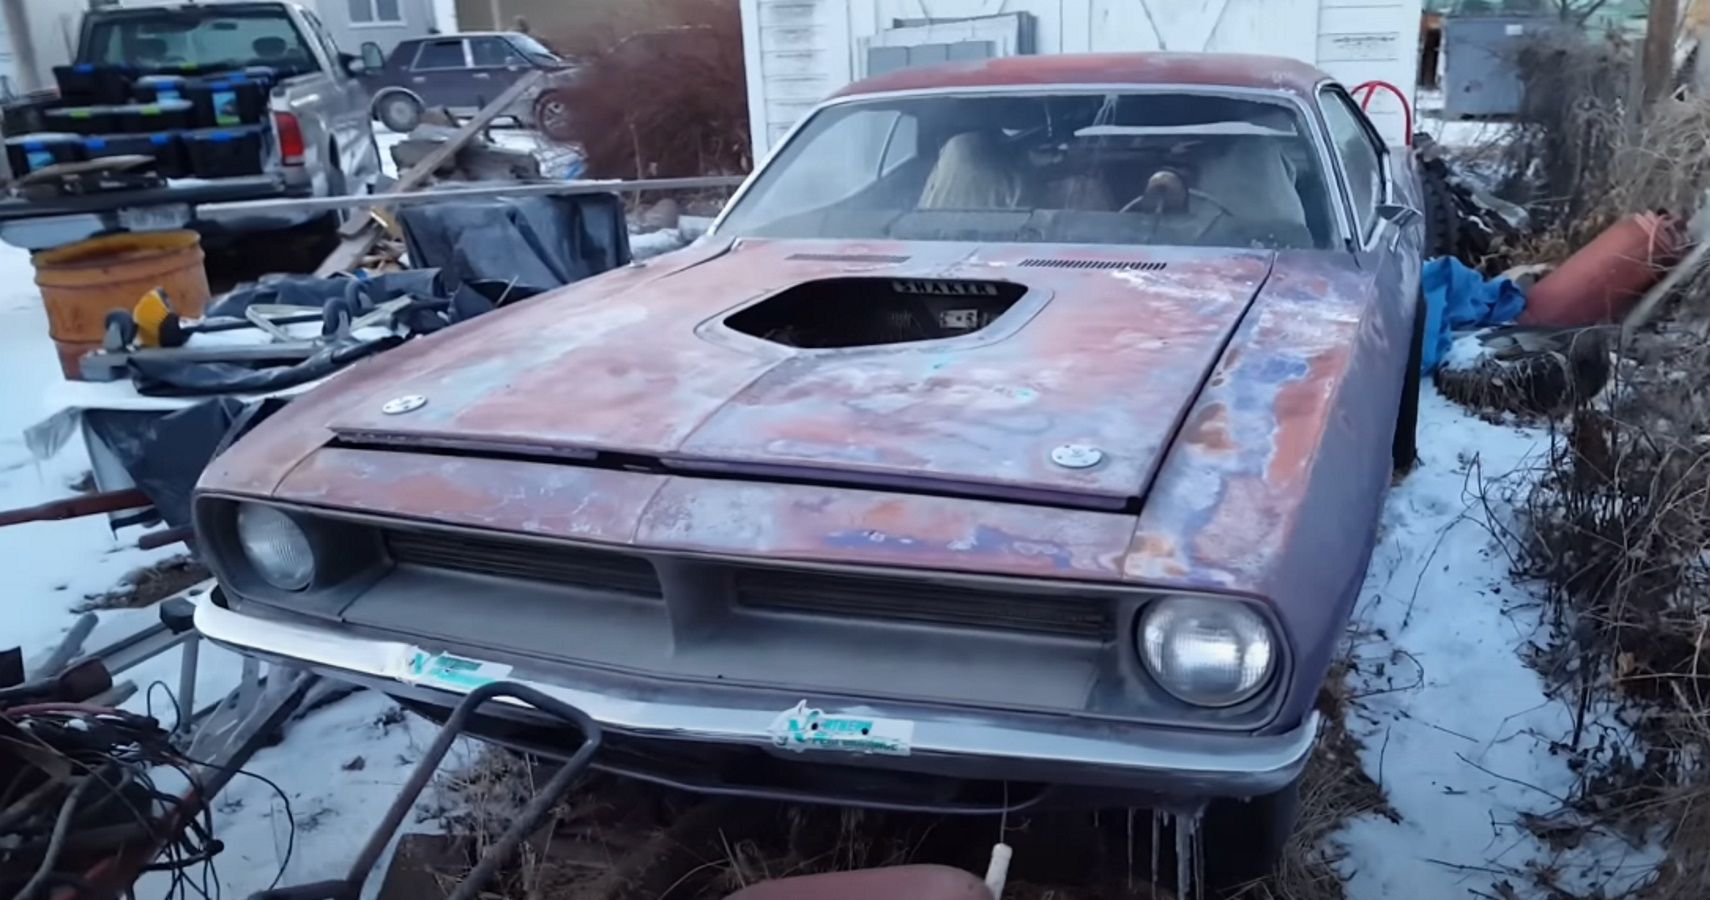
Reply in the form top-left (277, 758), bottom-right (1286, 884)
top-left (767, 700), bottom-right (914, 756)
top-left (398, 649), bottom-right (513, 692)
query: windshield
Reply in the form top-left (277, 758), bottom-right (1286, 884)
top-left (717, 91), bottom-right (1336, 250)
top-left (509, 35), bottom-right (561, 65)
top-left (85, 9), bottom-right (317, 73)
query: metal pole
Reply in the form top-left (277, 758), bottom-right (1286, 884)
top-left (197, 174), bottom-right (747, 218)
top-left (176, 636), bottom-right (200, 737)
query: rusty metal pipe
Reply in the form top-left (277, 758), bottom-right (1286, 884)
top-left (0, 488), bottom-right (151, 528)
top-left (1522, 212), bottom-right (1684, 327)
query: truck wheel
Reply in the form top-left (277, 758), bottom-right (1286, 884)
top-left (377, 93), bottom-right (423, 134)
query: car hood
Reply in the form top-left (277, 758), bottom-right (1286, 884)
top-left (319, 240), bottom-right (1273, 510)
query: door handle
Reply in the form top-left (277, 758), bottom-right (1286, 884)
top-left (473, 72), bottom-right (492, 79)
top-left (411, 75), bottom-right (425, 83)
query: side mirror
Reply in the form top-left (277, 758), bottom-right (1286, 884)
top-left (340, 53), bottom-right (367, 77)
top-left (1377, 202), bottom-right (1421, 229)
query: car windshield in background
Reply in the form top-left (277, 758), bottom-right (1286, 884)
top-left (84, 10), bottom-right (315, 73)
top-left (508, 35), bottom-right (561, 65)
top-left (717, 91), bottom-right (1337, 250)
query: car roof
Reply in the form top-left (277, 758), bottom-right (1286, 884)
top-left (406, 31), bottom-right (524, 42)
top-left (833, 53), bottom-right (1332, 100)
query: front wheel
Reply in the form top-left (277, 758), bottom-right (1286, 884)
top-left (376, 92), bottom-right (423, 134)
top-left (1393, 289), bottom-right (1425, 473)
top-left (1199, 776), bottom-right (1303, 890)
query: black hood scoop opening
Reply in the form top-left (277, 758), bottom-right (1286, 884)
top-left (723, 276), bottom-right (1026, 349)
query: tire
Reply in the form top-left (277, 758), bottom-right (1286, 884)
top-left (1393, 288), bottom-right (1425, 474)
top-left (1200, 777), bottom-right (1303, 890)
top-left (1419, 162), bottom-right (1459, 259)
top-left (533, 89), bottom-right (573, 141)
top-left (376, 92), bottom-right (423, 134)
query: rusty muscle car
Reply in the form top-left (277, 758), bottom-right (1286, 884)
top-left (192, 53), bottom-right (1425, 880)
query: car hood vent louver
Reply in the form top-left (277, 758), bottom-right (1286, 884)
top-left (785, 252), bottom-right (911, 264)
top-left (1019, 259), bottom-right (1168, 271)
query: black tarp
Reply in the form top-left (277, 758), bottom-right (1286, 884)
top-left (397, 189), bottom-right (631, 293)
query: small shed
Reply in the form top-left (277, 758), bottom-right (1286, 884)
top-left (738, 0), bottom-right (1426, 156)
top-left (1440, 14), bottom-right (1555, 119)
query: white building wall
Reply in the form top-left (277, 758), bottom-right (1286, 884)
top-left (740, 0), bottom-right (1423, 156)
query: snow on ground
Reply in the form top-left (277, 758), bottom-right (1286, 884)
top-left (0, 251), bottom-right (246, 704)
top-left (0, 237), bottom-right (433, 897)
top-left (1336, 391), bottom-right (1658, 896)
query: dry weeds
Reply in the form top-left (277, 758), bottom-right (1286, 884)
top-left (410, 658), bottom-right (1388, 900)
top-left (74, 554), bottom-right (209, 612)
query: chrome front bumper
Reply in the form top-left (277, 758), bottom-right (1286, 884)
top-left (195, 597), bottom-right (1319, 806)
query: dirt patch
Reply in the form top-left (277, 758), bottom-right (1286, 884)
top-left (75, 554), bottom-right (210, 612)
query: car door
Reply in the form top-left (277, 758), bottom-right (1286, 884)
top-left (407, 38), bottom-right (478, 110)
top-left (1317, 84), bottom-right (1421, 460)
top-left (299, 9), bottom-right (376, 188)
top-left (466, 36), bottom-right (530, 109)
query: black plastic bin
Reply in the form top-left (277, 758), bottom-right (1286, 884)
top-left (187, 77), bottom-right (267, 128)
top-left (44, 106), bottom-right (120, 136)
top-left (115, 100), bottom-right (196, 133)
top-left (184, 127), bottom-right (267, 178)
top-left (83, 133), bottom-right (190, 179)
top-left (134, 74), bottom-right (190, 103)
top-left (53, 64), bottom-right (133, 104)
top-left (6, 134), bottom-right (85, 177)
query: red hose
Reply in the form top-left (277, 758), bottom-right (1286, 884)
top-left (1351, 80), bottom-right (1413, 146)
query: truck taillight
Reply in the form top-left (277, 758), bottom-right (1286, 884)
top-left (273, 111), bottom-right (305, 165)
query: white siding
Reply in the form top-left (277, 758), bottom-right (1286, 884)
top-left (316, 0), bottom-right (438, 56)
top-left (741, 0), bottom-right (1424, 155)
top-left (1316, 0), bottom-right (1421, 143)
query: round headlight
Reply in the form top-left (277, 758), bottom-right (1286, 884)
top-left (1139, 596), bottom-right (1276, 707)
top-left (236, 503), bottom-right (316, 591)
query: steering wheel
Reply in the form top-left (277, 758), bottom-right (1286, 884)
top-left (1118, 187), bottom-right (1238, 218)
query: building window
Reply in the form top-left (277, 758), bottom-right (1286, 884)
top-left (348, 0), bottom-right (403, 25)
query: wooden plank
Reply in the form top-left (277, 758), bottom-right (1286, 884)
top-left (314, 70), bottom-right (547, 277)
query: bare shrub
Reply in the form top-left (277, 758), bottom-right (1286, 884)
top-left (1505, 297), bottom-right (1710, 896)
top-left (543, 0), bottom-right (749, 180)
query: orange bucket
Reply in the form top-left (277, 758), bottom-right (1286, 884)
top-left (32, 230), bottom-right (211, 379)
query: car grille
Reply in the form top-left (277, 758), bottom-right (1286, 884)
top-left (384, 529), bottom-right (663, 598)
top-left (383, 528), bottom-right (1110, 639)
top-left (733, 568), bottom-right (1114, 641)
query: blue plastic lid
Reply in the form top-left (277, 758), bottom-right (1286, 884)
top-left (149, 134), bottom-right (172, 146)
top-left (206, 131), bottom-right (235, 142)
top-left (85, 137), bottom-right (107, 149)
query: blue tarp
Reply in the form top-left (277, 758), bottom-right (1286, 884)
top-left (1420, 256), bottom-right (1526, 374)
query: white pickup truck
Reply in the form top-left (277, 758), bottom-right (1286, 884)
top-left (0, 1), bottom-right (380, 250)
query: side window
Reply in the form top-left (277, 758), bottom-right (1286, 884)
top-left (470, 37), bottom-right (524, 68)
top-left (300, 10), bottom-right (342, 72)
top-left (1318, 88), bottom-right (1385, 240)
top-left (739, 108), bottom-right (903, 224)
top-left (413, 39), bottom-right (467, 70)
top-left (879, 114), bottom-right (918, 176)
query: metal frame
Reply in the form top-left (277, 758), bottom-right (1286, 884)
top-left (196, 174), bottom-right (746, 219)
top-left (246, 682), bottom-right (601, 900)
